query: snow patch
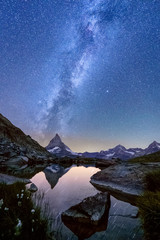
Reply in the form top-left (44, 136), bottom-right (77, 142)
top-left (65, 148), bottom-right (78, 155)
top-left (105, 153), bottom-right (115, 157)
top-left (124, 151), bottom-right (135, 155)
top-left (45, 165), bottom-right (60, 173)
top-left (48, 147), bottom-right (61, 153)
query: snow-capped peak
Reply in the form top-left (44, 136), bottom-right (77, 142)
top-left (46, 134), bottom-right (77, 157)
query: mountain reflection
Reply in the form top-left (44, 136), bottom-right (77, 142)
top-left (43, 164), bottom-right (71, 189)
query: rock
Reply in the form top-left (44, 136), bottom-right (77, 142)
top-left (7, 157), bottom-right (27, 166)
top-left (3, 151), bottom-right (17, 158)
top-left (29, 183), bottom-right (38, 192)
top-left (95, 159), bottom-right (118, 168)
top-left (62, 192), bottom-right (110, 225)
top-left (0, 173), bottom-right (31, 185)
top-left (20, 156), bottom-right (29, 162)
top-left (90, 162), bottom-right (160, 204)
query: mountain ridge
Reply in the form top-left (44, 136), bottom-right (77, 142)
top-left (46, 134), bottom-right (160, 160)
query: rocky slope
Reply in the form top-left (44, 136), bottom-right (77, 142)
top-left (0, 113), bottom-right (55, 166)
top-left (0, 173), bottom-right (31, 185)
top-left (62, 192), bottom-right (110, 225)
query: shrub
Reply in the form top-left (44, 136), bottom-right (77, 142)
top-left (144, 170), bottom-right (160, 192)
top-left (129, 151), bottom-right (160, 163)
top-left (0, 182), bottom-right (52, 240)
top-left (137, 191), bottom-right (160, 240)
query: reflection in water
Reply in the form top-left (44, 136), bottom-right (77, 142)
top-left (43, 164), bottom-right (70, 189)
top-left (30, 164), bottom-right (143, 240)
top-left (30, 165), bottom-right (100, 216)
top-left (62, 194), bottom-right (111, 240)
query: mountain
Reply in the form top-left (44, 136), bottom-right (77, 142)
top-left (80, 145), bottom-right (141, 160)
top-left (46, 134), bottom-right (78, 157)
top-left (81, 141), bottom-right (160, 160)
top-left (46, 134), bottom-right (160, 160)
top-left (144, 141), bottom-right (160, 155)
top-left (0, 113), bottom-right (53, 165)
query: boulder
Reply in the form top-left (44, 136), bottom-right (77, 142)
top-left (0, 173), bottom-right (30, 185)
top-left (62, 192), bottom-right (110, 225)
top-left (90, 162), bottom-right (160, 204)
top-left (29, 183), bottom-right (38, 192)
top-left (95, 159), bottom-right (118, 168)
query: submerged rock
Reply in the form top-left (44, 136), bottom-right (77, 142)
top-left (62, 192), bottom-right (110, 225)
top-left (29, 183), bottom-right (38, 192)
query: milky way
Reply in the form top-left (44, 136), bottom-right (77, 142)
top-left (1, 0), bottom-right (160, 151)
top-left (37, 0), bottom-right (130, 134)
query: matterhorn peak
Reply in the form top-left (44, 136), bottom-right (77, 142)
top-left (46, 133), bottom-right (63, 150)
top-left (54, 133), bottom-right (61, 141)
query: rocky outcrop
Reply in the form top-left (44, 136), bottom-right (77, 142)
top-left (0, 114), bottom-right (47, 153)
top-left (29, 183), bottom-right (38, 192)
top-left (95, 159), bottom-right (119, 168)
top-left (90, 162), bottom-right (160, 204)
top-left (0, 173), bottom-right (30, 185)
top-left (62, 192), bottom-right (110, 239)
top-left (62, 192), bottom-right (110, 225)
top-left (0, 113), bottom-right (56, 167)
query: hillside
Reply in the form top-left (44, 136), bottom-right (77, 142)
top-left (129, 150), bottom-right (160, 163)
top-left (0, 113), bottom-right (54, 166)
top-left (0, 113), bottom-right (46, 153)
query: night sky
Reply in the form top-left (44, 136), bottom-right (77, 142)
top-left (1, 0), bottom-right (160, 152)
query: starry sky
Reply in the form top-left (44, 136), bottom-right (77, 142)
top-left (1, 0), bottom-right (160, 152)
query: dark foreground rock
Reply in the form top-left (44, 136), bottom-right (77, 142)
top-left (62, 192), bottom-right (110, 225)
top-left (62, 192), bottom-right (110, 239)
top-left (91, 162), bottom-right (160, 204)
top-left (29, 183), bottom-right (38, 192)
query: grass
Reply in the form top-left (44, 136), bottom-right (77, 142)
top-left (137, 169), bottom-right (160, 240)
top-left (129, 151), bottom-right (160, 163)
top-left (0, 182), bottom-right (52, 240)
top-left (137, 191), bottom-right (160, 240)
top-left (144, 169), bottom-right (160, 191)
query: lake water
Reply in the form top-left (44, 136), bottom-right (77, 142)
top-left (29, 164), bottom-right (143, 240)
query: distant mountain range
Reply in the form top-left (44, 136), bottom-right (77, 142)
top-left (46, 134), bottom-right (160, 160)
